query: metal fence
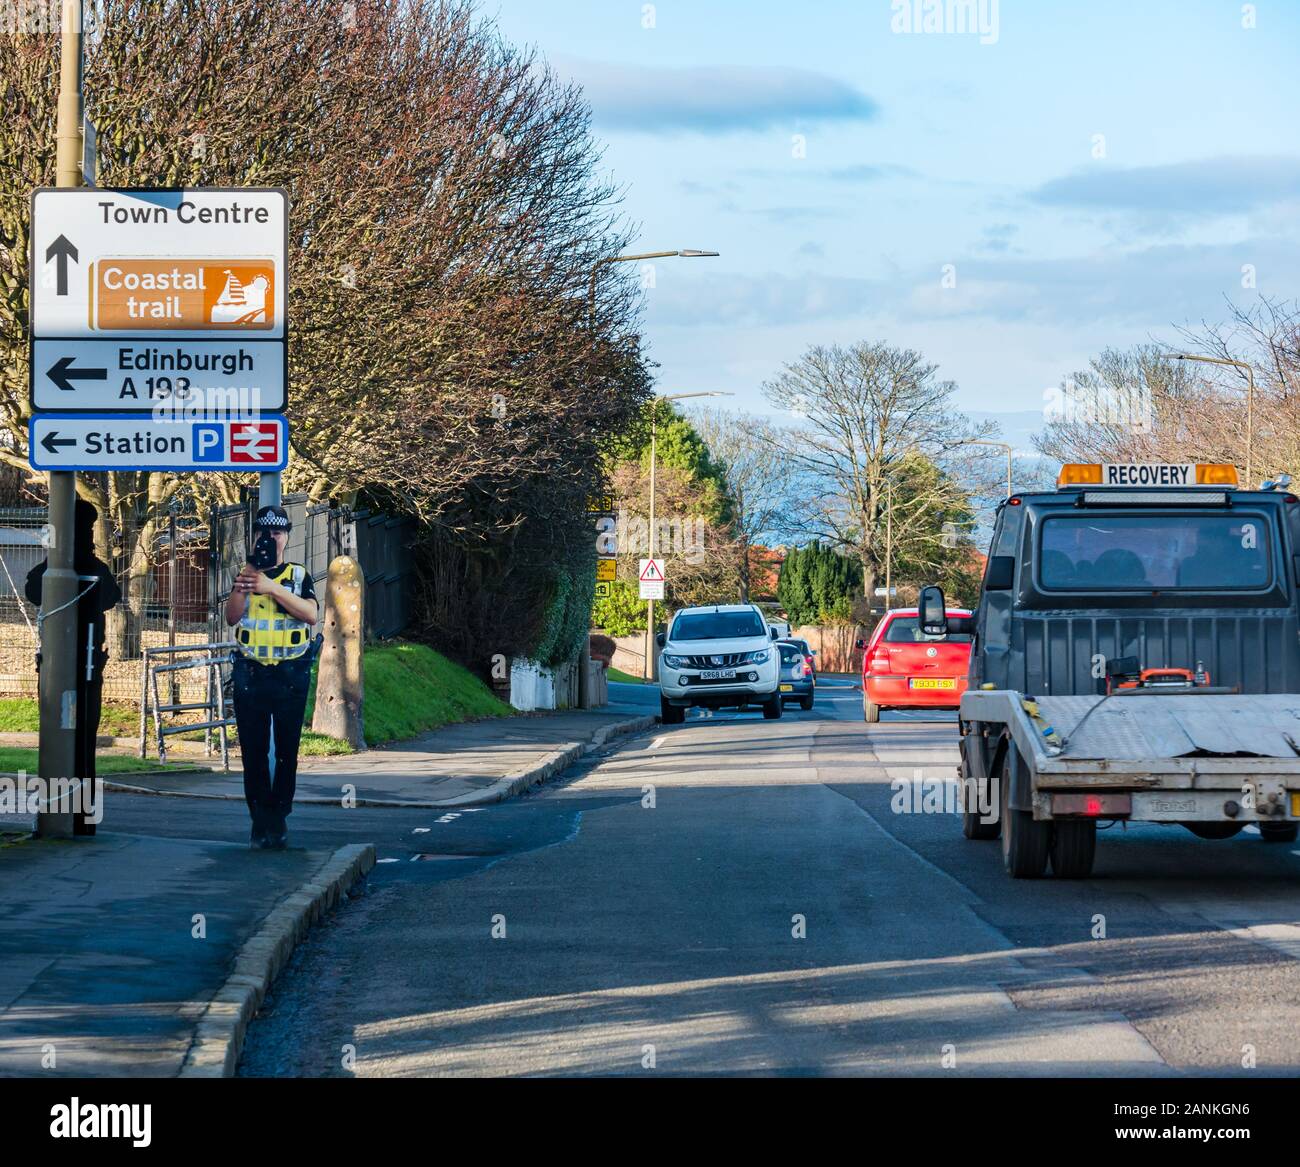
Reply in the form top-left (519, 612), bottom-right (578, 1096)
top-left (1, 494), bottom-right (414, 703)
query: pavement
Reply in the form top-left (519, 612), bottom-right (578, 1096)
top-left (0, 703), bottom-right (654, 1077)
top-left (106, 709), bottom-right (655, 807)
top-left (0, 830), bottom-right (372, 1077)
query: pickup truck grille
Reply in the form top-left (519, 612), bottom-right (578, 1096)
top-left (682, 653), bottom-right (746, 668)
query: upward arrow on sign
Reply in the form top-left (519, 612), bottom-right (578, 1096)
top-left (45, 234), bottom-right (78, 297)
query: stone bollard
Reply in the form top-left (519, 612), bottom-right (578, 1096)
top-left (311, 555), bottom-right (365, 750)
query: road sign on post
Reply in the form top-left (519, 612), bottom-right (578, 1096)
top-left (639, 557), bottom-right (665, 601)
top-left (29, 188), bottom-right (289, 453)
top-left (29, 413), bottom-right (288, 471)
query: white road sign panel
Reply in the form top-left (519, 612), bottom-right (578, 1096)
top-left (29, 413), bottom-right (288, 472)
top-left (30, 188), bottom-right (288, 340)
top-left (639, 579), bottom-right (664, 601)
top-left (31, 338), bottom-right (285, 413)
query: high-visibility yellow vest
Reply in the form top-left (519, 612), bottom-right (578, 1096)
top-left (236, 563), bottom-right (313, 664)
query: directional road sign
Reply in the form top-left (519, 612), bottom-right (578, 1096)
top-left (28, 190), bottom-right (289, 464)
top-left (30, 188), bottom-right (287, 339)
top-left (596, 557), bottom-right (616, 583)
top-left (31, 338), bottom-right (286, 412)
top-left (29, 413), bottom-right (289, 472)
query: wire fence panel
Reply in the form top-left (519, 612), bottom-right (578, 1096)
top-left (0, 496), bottom-right (413, 703)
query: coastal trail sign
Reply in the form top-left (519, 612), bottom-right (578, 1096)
top-left (30, 188), bottom-right (288, 339)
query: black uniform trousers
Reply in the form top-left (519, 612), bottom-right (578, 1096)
top-left (232, 652), bottom-right (312, 824)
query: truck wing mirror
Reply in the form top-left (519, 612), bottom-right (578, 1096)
top-left (918, 585), bottom-right (947, 636)
top-left (984, 555), bottom-right (1014, 591)
top-left (655, 631), bottom-right (666, 648)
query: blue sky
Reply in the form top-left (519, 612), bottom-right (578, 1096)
top-left (490, 0), bottom-right (1300, 444)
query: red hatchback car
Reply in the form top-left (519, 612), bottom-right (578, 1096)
top-left (859, 607), bottom-right (973, 722)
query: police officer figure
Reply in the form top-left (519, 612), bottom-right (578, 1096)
top-left (224, 506), bottom-right (318, 849)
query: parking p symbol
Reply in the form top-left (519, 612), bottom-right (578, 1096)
top-left (193, 423), bottom-right (224, 463)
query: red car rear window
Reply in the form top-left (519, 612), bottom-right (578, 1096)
top-left (880, 616), bottom-right (972, 644)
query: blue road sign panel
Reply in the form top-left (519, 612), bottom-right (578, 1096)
top-left (28, 412), bottom-right (288, 472)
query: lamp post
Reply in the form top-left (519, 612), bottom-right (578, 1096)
top-left (949, 438), bottom-right (1013, 499)
top-left (643, 391), bottom-right (732, 680)
top-left (587, 249), bottom-right (719, 326)
top-left (1172, 353), bottom-right (1256, 486)
top-left (37, 0), bottom-right (86, 839)
top-left (584, 247), bottom-right (719, 692)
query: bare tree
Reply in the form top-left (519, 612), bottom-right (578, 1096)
top-left (762, 341), bottom-right (992, 602)
top-left (1036, 305), bottom-right (1300, 484)
top-left (2, 0), bottom-right (650, 664)
top-left (687, 409), bottom-right (800, 602)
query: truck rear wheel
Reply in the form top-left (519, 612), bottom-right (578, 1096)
top-left (1260, 822), bottom-right (1299, 843)
top-left (999, 749), bottom-right (1049, 878)
top-left (960, 737), bottom-right (999, 841)
top-left (1049, 819), bottom-right (1096, 878)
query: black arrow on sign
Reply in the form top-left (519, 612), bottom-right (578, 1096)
top-left (46, 356), bottom-right (107, 392)
top-left (40, 430), bottom-right (77, 455)
top-left (45, 235), bottom-right (79, 296)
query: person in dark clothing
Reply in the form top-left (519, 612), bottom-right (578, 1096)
top-left (25, 498), bottom-right (122, 836)
top-left (223, 505), bottom-right (318, 849)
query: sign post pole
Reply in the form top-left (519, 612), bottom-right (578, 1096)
top-left (36, 0), bottom-right (86, 839)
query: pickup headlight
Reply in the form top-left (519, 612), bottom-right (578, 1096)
top-left (661, 654), bottom-right (688, 670)
top-left (742, 648), bottom-right (771, 665)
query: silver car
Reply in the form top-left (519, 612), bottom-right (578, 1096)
top-left (776, 640), bottom-right (814, 710)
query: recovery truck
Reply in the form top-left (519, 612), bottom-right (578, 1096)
top-left (922, 461), bottom-right (1300, 879)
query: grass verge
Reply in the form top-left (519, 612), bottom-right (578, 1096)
top-left (0, 746), bottom-right (203, 775)
top-left (2, 640), bottom-right (513, 760)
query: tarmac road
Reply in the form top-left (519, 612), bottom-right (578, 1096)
top-left (223, 675), bottom-right (1300, 1076)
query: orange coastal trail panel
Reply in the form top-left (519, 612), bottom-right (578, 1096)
top-left (90, 259), bottom-right (275, 330)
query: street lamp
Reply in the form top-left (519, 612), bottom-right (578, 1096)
top-left (944, 438), bottom-right (1013, 499)
top-left (643, 391), bottom-right (733, 680)
top-left (588, 249), bottom-right (720, 324)
top-left (580, 247), bottom-right (718, 706)
top-left (1172, 353), bottom-right (1256, 486)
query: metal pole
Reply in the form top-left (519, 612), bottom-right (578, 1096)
top-left (884, 482), bottom-right (892, 613)
top-left (167, 506), bottom-right (177, 706)
top-left (1246, 366), bottom-right (1254, 488)
top-left (36, 0), bottom-right (85, 839)
top-left (1006, 448), bottom-right (1013, 500)
top-left (644, 403), bottom-right (657, 681)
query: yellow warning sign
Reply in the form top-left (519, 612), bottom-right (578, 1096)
top-left (596, 558), bottom-right (616, 582)
top-left (594, 581), bottom-right (612, 599)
